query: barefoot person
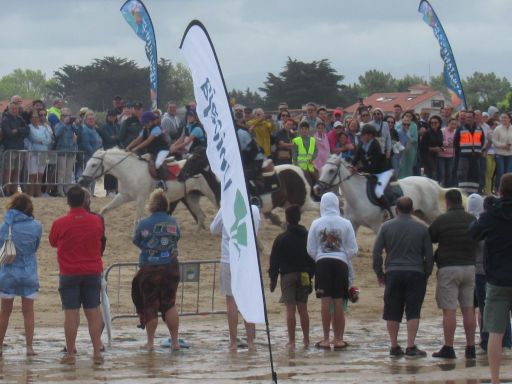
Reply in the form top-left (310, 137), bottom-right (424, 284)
top-left (49, 186), bottom-right (105, 363)
top-left (269, 205), bottom-right (315, 349)
top-left (307, 192), bottom-right (358, 350)
top-left (372, 197), bottom-right (434, 357)
top-left (131, 189), bottom-right (181, 351)
top-left (210, 205), bottom-right (260, 352)
top-left (0, 193), bottom-right (41, 357)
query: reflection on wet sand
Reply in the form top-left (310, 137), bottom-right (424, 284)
top-left (0, 318), bottom-right (511, 383)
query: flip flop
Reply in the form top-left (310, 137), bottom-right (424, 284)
top-left (333, 341), bottom-right (349, 350)
top-left (160, 338), bottom-right (190, 349)
top-left (315, 341), bottom-right (331, 350)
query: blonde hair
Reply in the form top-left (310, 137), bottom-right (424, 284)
top-left (147, 189), bottom-right (168, 213)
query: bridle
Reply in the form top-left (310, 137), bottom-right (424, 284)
top-left (80, 151), bottom-right (133, 183)
top-left (315, 158), bottom-right (358, 193)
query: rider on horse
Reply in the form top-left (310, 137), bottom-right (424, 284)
top-left (126, 111), bottom-right (170, 189)
top-left (352, 124), bottom-right (394, 216)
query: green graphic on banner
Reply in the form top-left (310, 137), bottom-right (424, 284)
top-left (230, 189), bottom-right (248, 258)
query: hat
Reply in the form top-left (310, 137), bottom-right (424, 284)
top-left (233, 104), bottom-right (245, 112)
top-left (372, 107), bottom-right (384, 114)
top-left (140, 111), bottom-right (157, 125)
top-left (333, 121), bottom-right (343, 129)
top-left (482, 112), bottom-right (489, 117)
top-left (333, 108), bottom-right (344, 116)
top-left (467, 193), bottom-right (483, 218)
top-left (488, 106), bottom-right (499, 116)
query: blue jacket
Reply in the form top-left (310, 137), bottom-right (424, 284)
top-left (0, 209), bottom-right (41, 297)
top-left (1, 113), bottom-right (29, 150)
top-left (54, 122), bottom-right (78, 152)
top-left (133, 212), bottom-right (180, 267)
top-left (78, 124), bottom-right (103, 159)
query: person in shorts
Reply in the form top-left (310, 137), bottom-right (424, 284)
top-left (131, 189), bottom-right (181, 351)
top-left (269, 205), bottom-right (315, 348)
top-left (429, 189), bottom-right (479, 359)
top-left (307, 192), bottom-right (358, 350)
top-left (373, 197), bottom-right (434, 357)
top-left (210, 205), bottom-right (260, 352)
top-left (49, 185), bottom-right (104, 363)
top-left (470, 173), bottom-right (512, 384)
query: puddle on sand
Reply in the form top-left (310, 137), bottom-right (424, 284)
top-left (0, 318), bottom-right (511, 383)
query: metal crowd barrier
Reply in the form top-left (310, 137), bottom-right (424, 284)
top-left (104, 260), bottom-right (226, 322)
top-left (0, 149), bottom-right (85, 196)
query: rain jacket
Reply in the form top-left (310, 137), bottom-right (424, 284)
top-left (307, 192), bottom-right (358, 266)
top-left (0, 209), bottom-right (41, 297)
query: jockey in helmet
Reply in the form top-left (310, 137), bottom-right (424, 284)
top-left (352, 124), bottom-right (394, 215)
top-left (126, 111), bottom-right (170, 189)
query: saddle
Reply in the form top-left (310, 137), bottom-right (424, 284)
top-left (365, 174), bottom-right (403, 208)
top-left (148, 159), bottom-right (182, 181)
top-left (248, 159), bottom-right (281, 197)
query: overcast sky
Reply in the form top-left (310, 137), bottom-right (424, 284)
top-left (1, 0), bottom-right (511, 93)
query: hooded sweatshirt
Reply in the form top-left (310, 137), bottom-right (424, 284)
top-left (307, 192), bottom-right (358, 265)
top-left (470, 196), bottom-right (512, 286)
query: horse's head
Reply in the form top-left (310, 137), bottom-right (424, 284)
top-left (313, 154), bottom-right (351, 196)
top-left (78, 149), bottom-right (106, 187)
top-left (178, 147), bottom-right (210, 181)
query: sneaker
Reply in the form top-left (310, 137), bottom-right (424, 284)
top-left (432, 345), bottom-right (456, 359)
top-left (465, 345), bottom-right (476, 359)
top-left (405, 345), bottom-right (427, 358)
top-left (390, 345), bottom-right (404, 357)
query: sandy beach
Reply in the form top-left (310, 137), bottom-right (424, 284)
top-left (0, 194), bottom-right (511, 383)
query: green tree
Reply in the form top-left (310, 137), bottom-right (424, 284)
top-left (428, 73), bottom-right (450, 100)
top-left (358, 70), bottom-right (397, 96)
top-left (0, 69), bottom-right (51, 100)
top-left (498, 91), bottom-right (512, 111)
top-left (463, 72), bottom-right (511, 110)
top-left (259, 58), bottom-right (344, 109)
top-left (230, 88), bottom-right (265, 108)
top-left (396, 74), bottom-right (425, 92)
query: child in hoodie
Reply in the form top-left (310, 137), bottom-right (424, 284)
top-left (307, 192), bottom-right (358, 350)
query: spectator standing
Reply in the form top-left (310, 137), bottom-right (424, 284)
top-left (97, 110), bottom-right (119, 197)
top-left (269, 205), bottom-right (315, 349)
top-left (437, 118), bottom-right (457, 187)
top-left (248, 108), bottom-right (276, 157)
top-left (54, 108), bottom-right (77, 197)
top-left (292, 122), bottom-right (318, 185)
top-left (118, 102), bottom-right (143, 148)
top-left (328, 121), bottom-right (344, 154)
top-left (78, 111), bottom-right (103, 194)
top-left (492, 113), bottom-right (512, 186)
top-left (421, 115), bottom-right (444, 180)
top-left (307, 192), bottom-right (358, 350)
top-left (49, 186), bottom-right (104, 363)
top-left (469, 174), bottom-right (512, 384)
top-left (313, 122), bottom-right (330, 171)
top-left (27, 111), bottom-right (52, 197)
top-left (397, 114), bottom-right (418, 179)
top-left (301, 102), bottom-right (322, 133)
top-left (161, 101), bottom-right (182, 142)
top-left (429, 189), bottom-right (478, 359)
top-left (46, 99), bottom-right (64, 129)
top-left (274, 118), bottom-right (295, 165)
top-left (210, 205), bottom-right (260, 352)
top-left (0, 193), bottom-right (41, 357)
top-left (370, 108), bottom-right (392, 163)
top-left (131, 189), bottom-right (181, 351)
top-left (373, 197), bottom-right (434, 357)
top-left (483, 118), bottom-right (499, 194)
top-left (1, 102), bottom-right (29, 195)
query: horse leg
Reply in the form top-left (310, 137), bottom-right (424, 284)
top-left (185, 192), bottom-right (206, 231)
top-left (263, 211), bottom-right (282, 227)
top-left (99, 193), bottom-right (132, 216)
top-left (173, 197), bottom-right (199, 223)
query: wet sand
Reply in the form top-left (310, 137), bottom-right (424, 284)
top-left (0, 194), bottom-right (511, 383)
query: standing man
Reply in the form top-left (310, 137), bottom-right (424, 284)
top-left (454, 110), bottom-right (485, 194)
top-left (307, 192), bottom-right (358, 350)
top-left (292, 121), bottom-right (317, 185)
top-left (49, 186), bottom-right (104, 363)
top-left (470, 173), bottom-right (512, 384)
top-left (372, 197), bottom-right (434, 357)
top-left (269, 205), bottom-right (316, 348)
top-left (393, 104), bottom-right (403, 123)
top-left (161, 101), bottom-right (182, 142)
top-left (429, 189), bottom-right (478, 359)
top-left (54, 108), bottom-right (77, 197)
top-left (210, 205), bottom-right (260, 352)
top-left (118, 102), bottom-right (143, 148)
top-left (301, 102), bottom-right (322, 133)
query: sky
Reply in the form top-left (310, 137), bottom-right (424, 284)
top-left (1, 0), bottom-right (511, 93)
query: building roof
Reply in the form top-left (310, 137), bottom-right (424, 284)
top-left (345, 85), bottom-right (443, 115)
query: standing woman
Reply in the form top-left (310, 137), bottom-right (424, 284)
top-left (27, 111), bottom-right (53, 197)
top-left (78, 111), bottom-right (103, 195)
top-left (131, 189), bottom-right (181, 351)
top-left (313, 122), bottom-right (330, 172)
top-left (397, 114), bottom-right (418, 179)
top-left (438, 118), bottom-right (458, 187)
top-left (492, 113), bottom-right (512, 186)
top-left (0, 193), bottom-right (41, 356)
top-left (422, 115), bottom-right (444, 180)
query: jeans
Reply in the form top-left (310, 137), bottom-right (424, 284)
top-left (475, 274), bottom-right (512, 349)
top-left (437, 157), bottom-right (454, 187)
top-left (495, 155), bottom-right (512, 189)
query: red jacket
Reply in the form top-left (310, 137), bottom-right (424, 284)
top-left (49, 207), bottom-right (103, 275)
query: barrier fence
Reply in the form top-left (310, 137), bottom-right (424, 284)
top-left (105, 260), bottom-right (226, 322)
top-left (0, 149), bottom-right (85, 195)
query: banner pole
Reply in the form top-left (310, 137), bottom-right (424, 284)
top-left (180, 20), bottom-right (278, 383)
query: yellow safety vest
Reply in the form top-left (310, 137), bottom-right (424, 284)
top-left (293, 136), bottom-right (316, 172)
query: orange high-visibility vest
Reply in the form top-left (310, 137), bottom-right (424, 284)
top-left (459, 127), bottom-right (483, 154)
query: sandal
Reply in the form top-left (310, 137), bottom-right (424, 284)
top-left (333, 341), bottom-right (349, 350)
top-left (315, 341), bottom-right (331, 350)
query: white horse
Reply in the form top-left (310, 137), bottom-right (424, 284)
top-left (314, 155), bottom-right (447, 233)
top-left (78, 148), bottom-right (219, 229)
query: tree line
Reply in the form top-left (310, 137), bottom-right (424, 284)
top-left (0, 56), bottom-right (510, 112)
